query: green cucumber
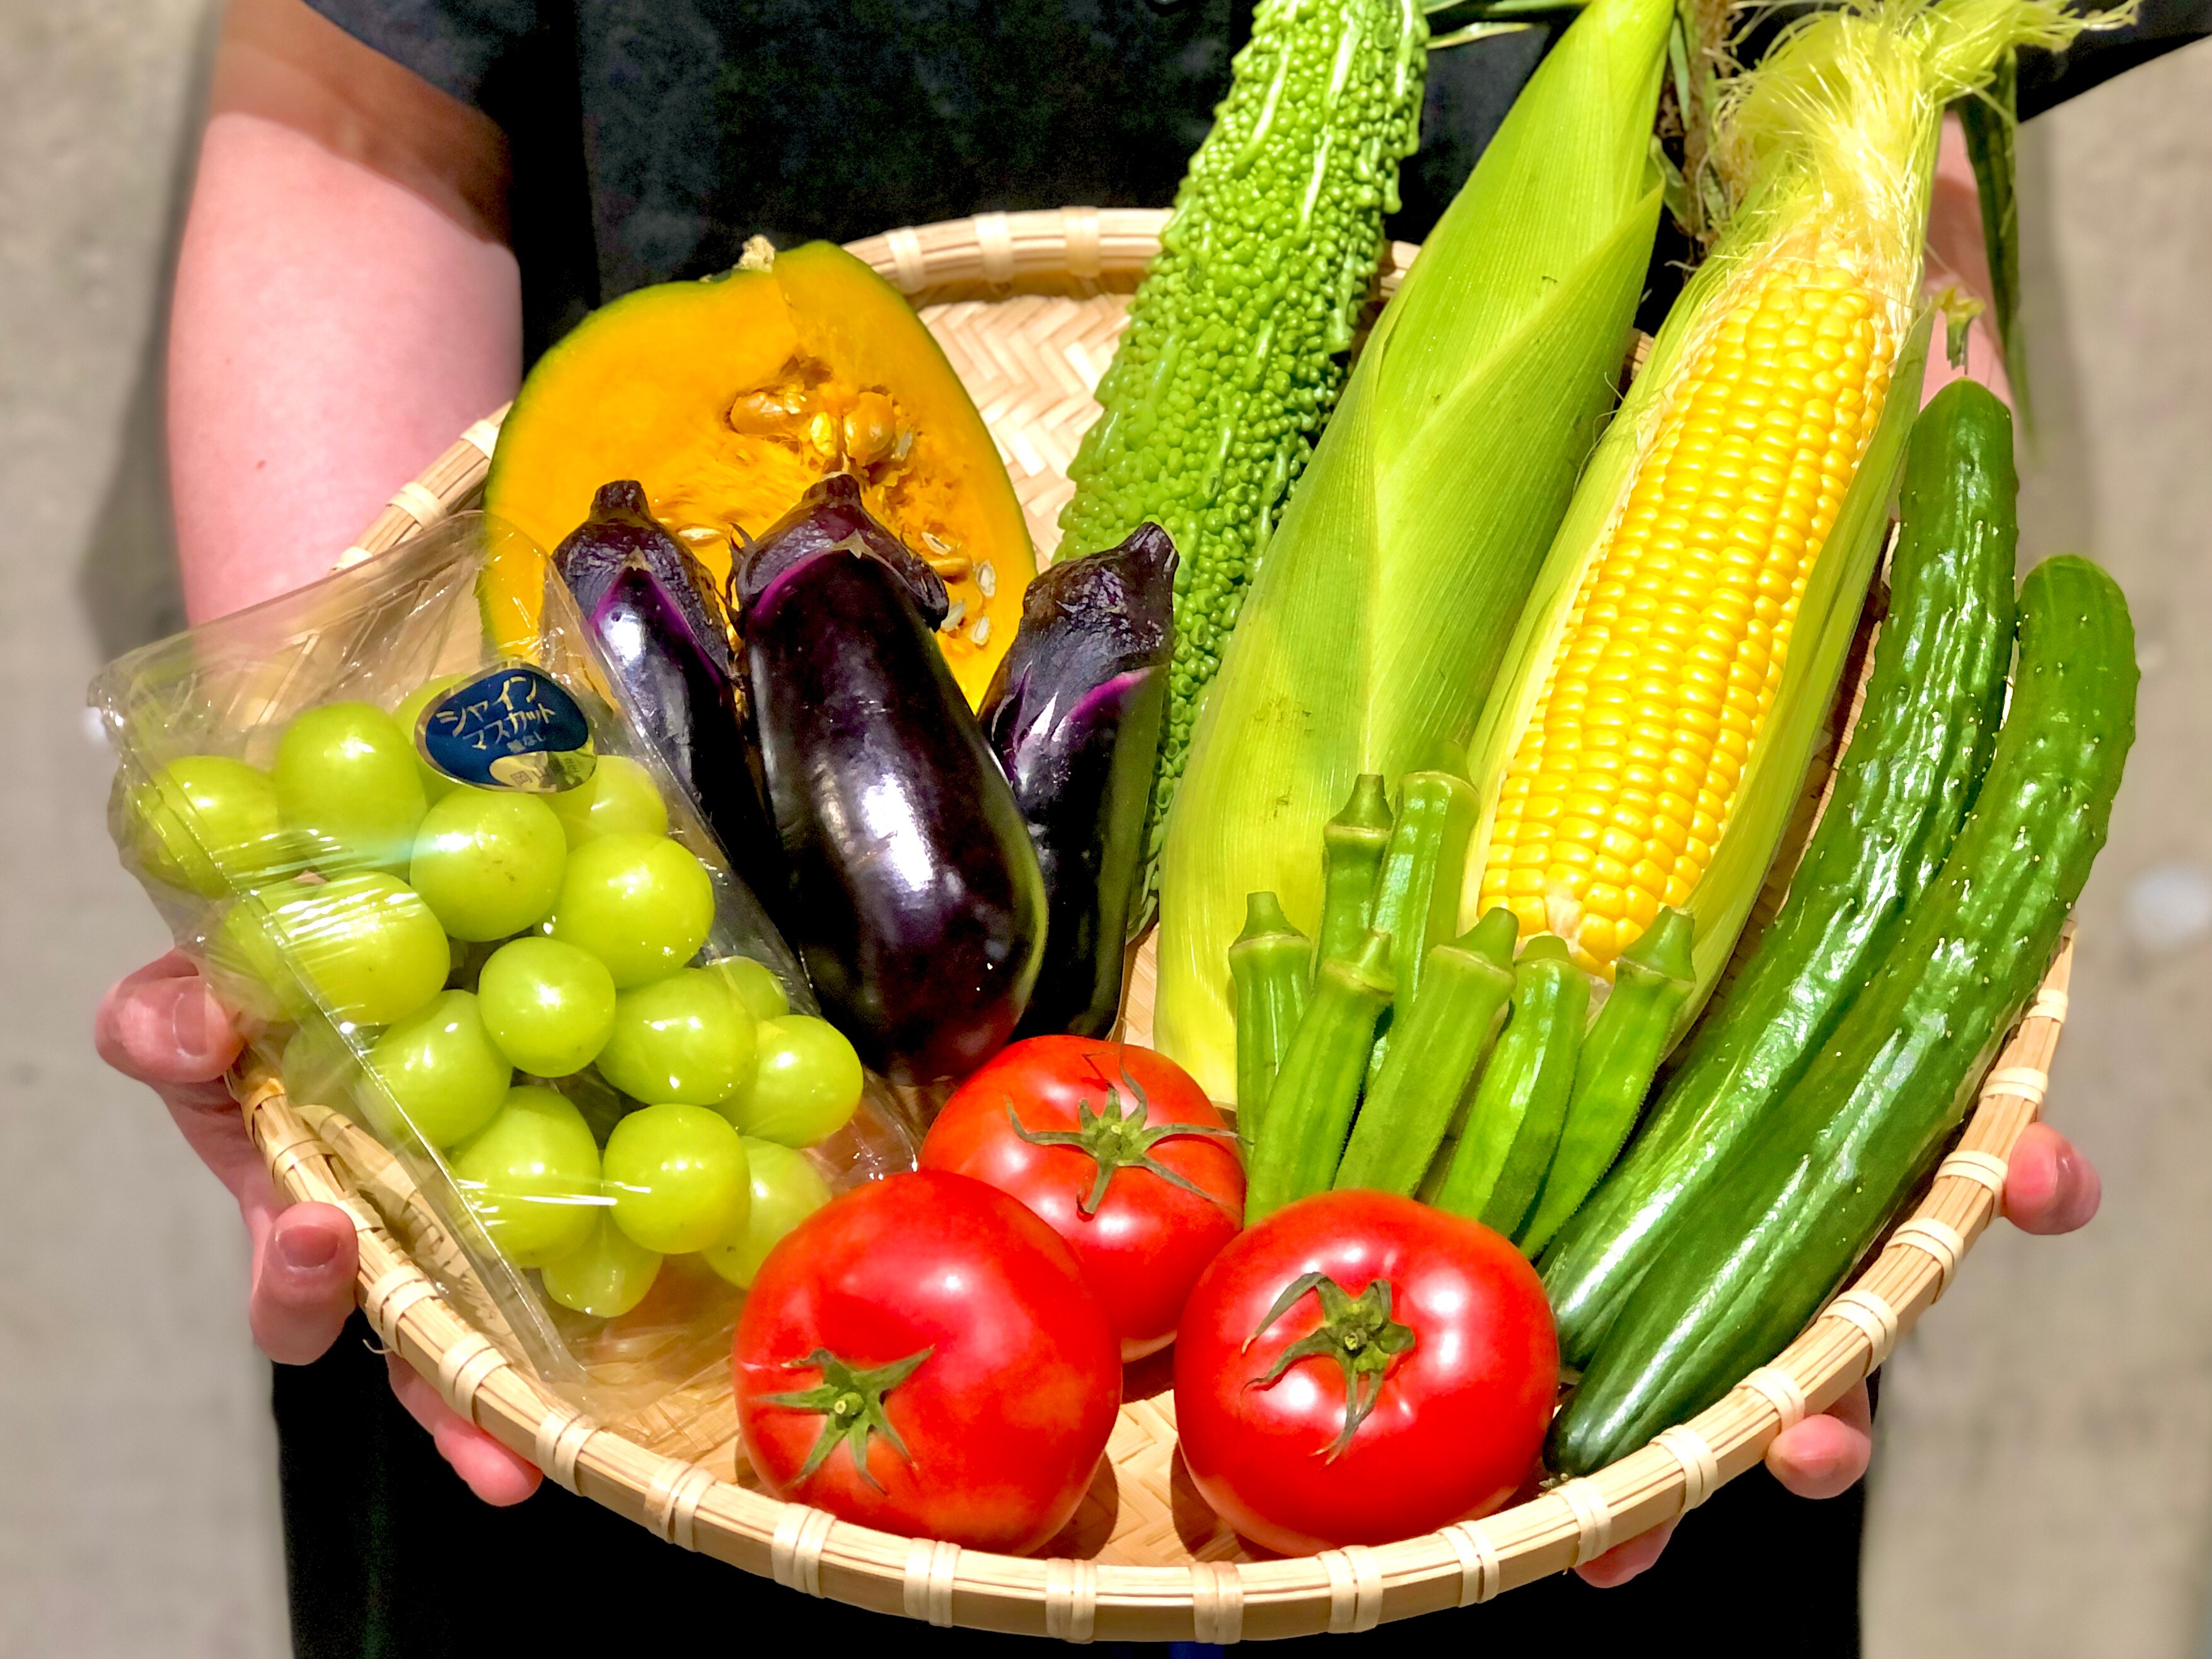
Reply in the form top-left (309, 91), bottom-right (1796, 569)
top-left (1515, 908), bottom-right (1694, 1259)
top-left (1333, 907), bottom-right (1519, 1196)
top-left (1550, 555), bottom-right (2135, 1474)
top-left (1433, 936), bottom-right (1587, 1236)
top-left (1246, 928), bottom-right (1394, 1220)
top-left (1542, 381), bottom-right (2022, 1367)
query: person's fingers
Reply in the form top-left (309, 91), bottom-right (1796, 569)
top-left (95, 955), bottom-right (242, 1095)
top-left (1766, 1380), bottom-right (1873, 1500)
top-left (385, 1356), bottom-right (543, 1506)
top-left (2003, 1122), bottom-right (2102, 1236)
top-left (248, 1200), bottom-right (361, 1365)
top-left (1573, 1519), bottom-right (1677, 1588)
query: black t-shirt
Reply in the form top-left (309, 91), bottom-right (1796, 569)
top-left (309, 0), bottom-right (2206, 359)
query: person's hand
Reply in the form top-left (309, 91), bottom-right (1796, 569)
top-left (95, 951), bottom-right (540, 1505)
top-left (1574, 1121), bottom-right (2100, 1586)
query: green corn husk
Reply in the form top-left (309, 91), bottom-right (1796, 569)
top-left (1154, 0), bottom-right (1675, 1100)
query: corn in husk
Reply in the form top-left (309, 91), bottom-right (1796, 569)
top-left (1154, 0), bottom-right (1675, 1100)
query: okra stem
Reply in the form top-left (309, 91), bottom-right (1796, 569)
top-left (1333, 907), bottom-right (1519, 1196)
top-left (1517, 908), bottom-right (1696, 1259)
top-left (1312, 775), bottom-right (1393, 974)
top-left (1362, 771), bottom-right (1479, 1084)
top-left (1246, 928), bottom-right (1394, 1222)
top-left (1432, 935), bottom-right (1588, 1237)
top-left (1229, 891), bottom-right (1312, 1149)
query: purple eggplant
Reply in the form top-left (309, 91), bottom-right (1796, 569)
top-left (551, 481), bottom-right (785, 897)
top-left (733, 474), bottom-right (1045, 1082)
top-left (979, 524), bottom-right (1176, 1039)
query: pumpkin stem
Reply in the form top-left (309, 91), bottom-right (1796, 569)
top-left (738, 234), bottom-right (777, 272)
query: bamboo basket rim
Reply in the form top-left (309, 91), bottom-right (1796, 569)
top-left (258, 207), bottom-right (2072, 1642)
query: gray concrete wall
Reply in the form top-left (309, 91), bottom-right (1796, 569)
top-left (0, 6), bottom-right (2203, 1655)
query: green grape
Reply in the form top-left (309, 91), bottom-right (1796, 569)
top-left (545, 832), bottom-right (714, 988)
top-left (594, 969), bottom-right (756, 1107)
top-left (131, 755), bottom-right (289, 896)
top-left (261, 872), bottom-right (451, 1026)
top-left (408, 788), bottom-right (567, 941)
top-left (547, 754), bottom-right (668, 849)
top-left (368, 990), bottom-right (512, 1147)
top-left (540, 1212), bottom-right (662, 1318)
top-left (707, 956), bottom-right (789, 1022)
top-left (204, 898), bottom-right (311, 1024)
top-left (393, 674), bottom-right (470, 803)
top-left (729, 1015), bottom-right (862, 1147)
top-left (602, 1102), bottom-right (749, 1254)
top-left (477, 937), bottom-right (616, 1077)
top-left (279, 1018), bottom-right (364, 1111)
top-left (274, 701), bottom-right (431, 872)
top-left (701, 1138), bottom-right (831, 1288)
top-left (450, 1084), bottom-right (602, 1266)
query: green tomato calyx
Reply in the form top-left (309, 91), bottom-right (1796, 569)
top-left (759, 1346), bottom-right (932, 1489)
top-left (1006, 1065), bottom-right (1236, 1219)
top-left (1244, 1273), bottom-right (1416, 1460)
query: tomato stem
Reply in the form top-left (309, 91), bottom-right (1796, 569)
top-left (1005, 1065), bottom-right (1237, 1218)
top-left (756, 1346), bottom-right (934, 1488)
top-left (1243, 1273), bottom-right (1416, 1459)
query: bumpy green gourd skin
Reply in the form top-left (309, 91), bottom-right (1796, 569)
top-left (1229, 891), bottom-right (1311, 1148)
top-left (1433, 937), bottom-right (1586, 1236)
top-left (1543, 382), bottom-right (2022, 1366)
top-left (1551, 555), bottom-right (2135, 1476)
top-left (1333, 906), bottom-right (1518, 1196)
top-left (1516, 908), bottom-right (1694, 1260)
top-left (1057, 0), bottom-right (1428, 896)
top-left (1313, 775), bottom-right (1393, 971)
top-left (1246, 927), bottom-right (1394, 1221)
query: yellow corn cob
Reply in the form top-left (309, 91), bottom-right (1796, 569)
top-left (1479, 238), bottom-right (1894, 969)
top-left (1461, 0), bottom-right (2104, 993)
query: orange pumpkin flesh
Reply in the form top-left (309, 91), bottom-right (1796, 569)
top-left (484, 242), bottom-right (1035, 703)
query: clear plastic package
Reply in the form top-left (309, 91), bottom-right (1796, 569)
top-left (93, 513), bottom-right (917, 1439)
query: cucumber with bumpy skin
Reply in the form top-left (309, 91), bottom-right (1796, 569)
top-left (1550, 554), bottom-right (2135, 1475)
top-left (1542, 381), bottom-right (2022, 1367)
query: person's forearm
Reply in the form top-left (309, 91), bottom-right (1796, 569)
top-left (168, 110), bottom-right (522, 623)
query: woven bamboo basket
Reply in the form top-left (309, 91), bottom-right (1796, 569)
top-left (252, 207), bottom-right (2074, 1641)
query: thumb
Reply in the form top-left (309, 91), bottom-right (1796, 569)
top-left (96, 955), bottom-right (241, 1097)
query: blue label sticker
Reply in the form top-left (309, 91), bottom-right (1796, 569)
top-left (417, 664), bottom-right (596, 792)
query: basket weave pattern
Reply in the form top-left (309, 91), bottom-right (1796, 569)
top-left (250, 208), bottom-right (2070, 1641)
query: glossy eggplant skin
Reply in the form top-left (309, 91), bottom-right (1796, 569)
top-left (552, 481), bottom-right (785, 896)
top-left (734, 475), bottom-right (1046, 1082)
top-left (979, 524), bottom-right (1176, 1038)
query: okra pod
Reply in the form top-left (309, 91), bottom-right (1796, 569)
top-left (1245, 928), bottom-right (1394, 1222)
top-left (1333, 906), bottom-right (1519, 1196)
top-left (1516, 909), bottom-right (1694, 1259)
top-left (1432, 935), bottom-right (1587, 1237)
top-left (1312, 775), bottom-right (1393, 972)
top-left (1363, 771), bottom-right (1479, 1084)
top-left (1229, 891), bottom-right (1311, 1147)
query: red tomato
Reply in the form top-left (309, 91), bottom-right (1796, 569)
top-left (920, 1036), bottom-right (1243, 1359)
top-left (1173, 1190), bottom-right (1556, 1555)
top-left (733, 1170), bottom-right (1121, 1554)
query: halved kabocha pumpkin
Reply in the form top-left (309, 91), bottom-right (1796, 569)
top-left (484, 240), bottom-right (1035, 703)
